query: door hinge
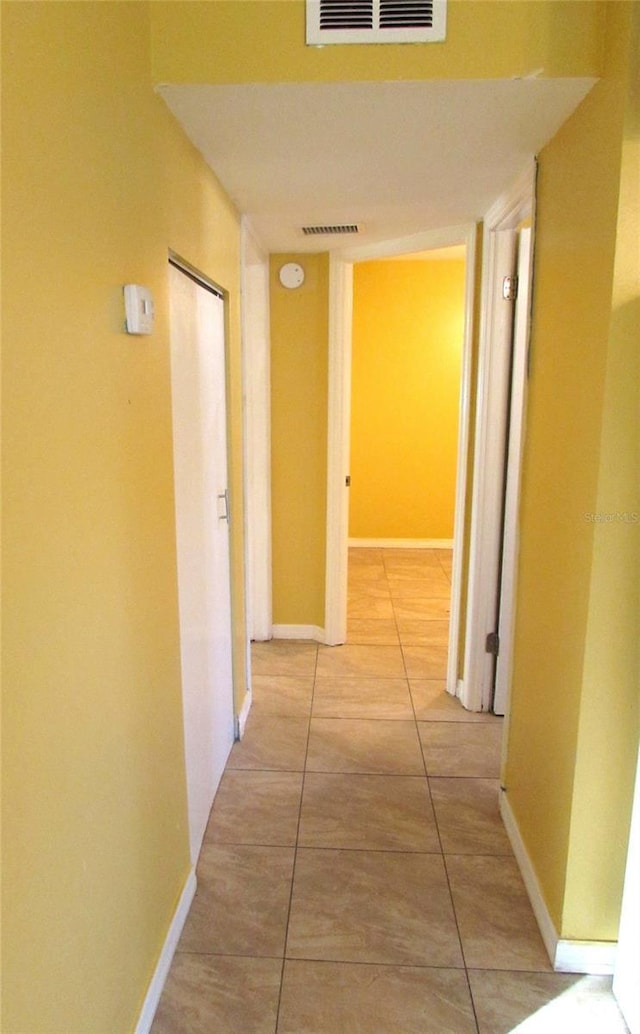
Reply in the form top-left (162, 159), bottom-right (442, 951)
top-left (486, 631), bottom-right (500, 656)
top-left (502, 275), bottom-right (518, 301)
top-left (345, 475), bottom-right (351, 487)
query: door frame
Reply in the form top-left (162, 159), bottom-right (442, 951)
top-left (240, 218), bottom-right (272, 645)
top-left (324, 223), bottom-right (478, 701)
top-left (168, 253), bottom-right (236, 863)
top-left (461, 160), bottom-right (536, 712)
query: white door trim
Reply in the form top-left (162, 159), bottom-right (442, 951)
top-left (325, 222), bottom-right (477, 704)
top-left (461, 161), bottom-right (536, 713)
top-left (240, 217), bottom-right (272, 643)
top-left (324, 255), bottom-right (353, 646)
top-left (493, 226), bottom-right (534, 716)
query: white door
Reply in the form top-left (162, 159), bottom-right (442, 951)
top-left (169, 260), bottom-right (235, 864)
top-left (493, 228), bottom-right (533, 716)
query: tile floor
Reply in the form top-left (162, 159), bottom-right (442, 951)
top-left (152, 548), bottom-right (628, 1033)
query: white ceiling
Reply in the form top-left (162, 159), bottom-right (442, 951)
top-left (158, 78), bottom-right (595, 254)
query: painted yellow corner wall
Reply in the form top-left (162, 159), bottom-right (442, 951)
top-left (561, 0), bottom-right (640, 941)
top-left (270, 254), bottom-right (329, 627)
top-left (349, 259), bottom-right (465, 540)
top-left (1, 4), bottom-right (245, 1032)
top-left (504, 1), bottom-right (637, 938)
top-left (150, 0), bottom-right (604, 84)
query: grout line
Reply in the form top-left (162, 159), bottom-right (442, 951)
top-left (275, 641), bottom-right (319, 1031)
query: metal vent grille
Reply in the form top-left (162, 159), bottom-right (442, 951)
top-left (307, 0), bottom-right (445, 43)
top-left (320, 0), bottom-right (373, 29)
top-left (380, 1), bottom-right (434, 28)
top-left (302, 224), bottom-right (360, 236)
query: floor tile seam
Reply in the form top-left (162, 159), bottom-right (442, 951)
top-left (174, 948), bottom-right (287, 962)
top-left (417, 719), bottom-right (503, 727)
top-left (304, 766), bottom-right (431, 777)
top-left (280, 956), bottom-right (473, 974)
top-left (304, 771), bottom-right (430, 781)
top-left (290, 845), bottom-right (447, 857)
top-left (279, 642), bottom-right (319, 1006)
top-left (439, 845), bottom-right (481, 1032)
top-left (310, 714), bottom-right (420, 722)
top-left (282, 951), bottom-right (468, 971)
top-left (227, 765), bottom-right (307, 774)
top-left (305, 768), bottom-right (427, 776)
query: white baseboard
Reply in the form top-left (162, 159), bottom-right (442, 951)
top-left (135, 868), bottom-right (197, 1034)
top-left (272, 624), bottom-right (326, 643)
top-left (348, 538), bottom-right (454, 549)
top-left (235, 689), bottom-right (252, 740)
top-left (500, 790), bottom-right (617, 975)
top-left (554, 939), bottom-right (617, 975)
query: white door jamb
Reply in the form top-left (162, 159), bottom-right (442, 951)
top-left (325, 222), bottom-right (477, 704)
top-left (240, 217), bottom-right (272, 643)
top-left (461, 161), bottom-right (536, 712)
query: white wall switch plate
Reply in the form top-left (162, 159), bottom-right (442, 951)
top-left (124, 284), bottom-right (155, 335)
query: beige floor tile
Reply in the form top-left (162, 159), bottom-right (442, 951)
top-left (227, 714), bottom-right (308, 771)
top-left (387, 573), bottom-right (452, 597)
top-left (429, 778), bottom-right (512, 855)
top-left (384, 561), bottom-right (444, 580)
top-left (348, 564), bottom-right (388, 585)
top-left (312, 677), bottom-right (413, 719)
top-left (410, 680), bottom-right (501, 722)
top-left (468, 971), bottom-right (629, 1034)
top-left (251, 639), bottom-right (318, 676)
top-left (178, 843), bottom-right (294, 956)
top-left (278, 960), bottom-right (477, 1034)
top-left (402, 644), bottom-right (449, 678)
top-left (397, 618), bottom-right (450, 647)
top-left (316, 644), bottom-right (406, 678)
top-left (298, 773), bottom-right (440, 852)
top-left (347, 579), bottom-right (392, 603)
top-left (349, 547), bottom-right (385, 565)
top-left (383, 548), bottom-right (444, 567)
top-left (287, 849), bottom-right (463, 967)
top-left (348, 593), bottom-right (395, 619)
top-left (419, 723), bottom-right (503, 777)
top-left (307, 718), bottom-right (425, 775)
top-left (251, 675), bottom-right (314, 717)
top-left (347, 618), bottom-right (400, 645)
top-left (204, 769), bottom-right (303, 846)
top-left (446, 855), bottom-right (551, 971)
top-left (151, 954), bottom-right (281, 1034)
top-left (393, 597), bottom-right (451, 620)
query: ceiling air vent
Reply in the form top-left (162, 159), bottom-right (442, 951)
top-left (306, 0), bottom-right (446, 44)
top-left (302, 224), bottom-right (361, 236)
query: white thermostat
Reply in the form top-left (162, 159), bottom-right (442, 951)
top-left (124, 284), bottom-right (155, 335)
top-left (278, 263), bottom-right (305, 289)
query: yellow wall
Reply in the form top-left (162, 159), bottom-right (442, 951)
top-left (1, 3), bottom-right (246, 1031)
top-left (150, 0), bottom-right (604, 84)
top-left (562, 0), bottom-right (640, 940)
top-left (504, 0), bottom-right (639, 940)
top-left (349, 259), bottom-right (465, 540)
top-left (270, 254), bottom-right (329, 627)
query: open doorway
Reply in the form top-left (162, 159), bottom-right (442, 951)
top-left (324, 224), bottom-right (477, 703)
top-left (346, 249), bottom-right (466, 673)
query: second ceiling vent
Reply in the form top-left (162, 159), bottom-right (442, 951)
top-left (306, 0), bottom-right (446, 45)
top-left (302, 224), bottom-right (361, 236)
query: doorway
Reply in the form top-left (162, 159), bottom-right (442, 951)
top-left (346, 251), bottom-right (466, 671)
top-left (168, 257), bottom-right (235, 864)
top-left (348, 251), bottom-right (466, 552)
top-left (324, 224), bottom-right (478, 705)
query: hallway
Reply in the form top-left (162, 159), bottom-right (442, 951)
top-left (152, 550), bottom-right (628, 1033)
